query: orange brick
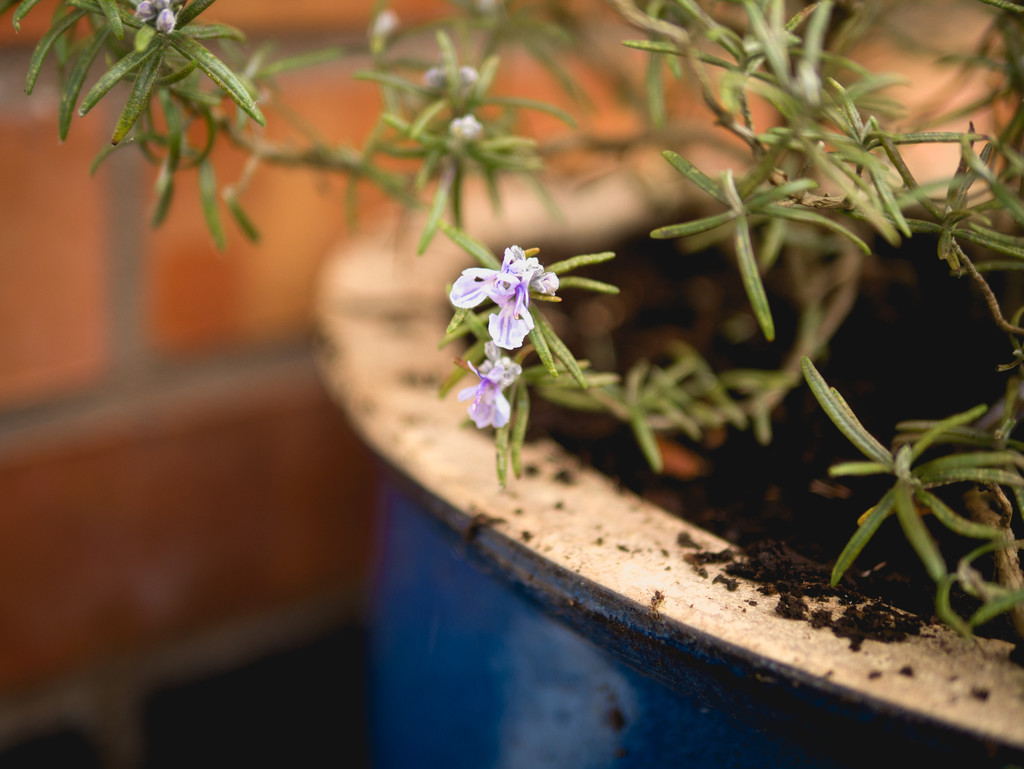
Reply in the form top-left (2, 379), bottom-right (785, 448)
top-left (0, 364), bottom-right (375, 692)
top-left (144, 62), bottom-right (393, 355)
top-left (0, 0), bottom-right (59, 46)
top-left (0, 106), bottom-right (111, 408)
top-left (0, 0), bottom-right (452, 46)
top-left (207, 0), bottom-right (450, 32)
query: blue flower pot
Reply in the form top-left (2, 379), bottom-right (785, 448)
top-left (362, 471), bottom-right (1024, 769)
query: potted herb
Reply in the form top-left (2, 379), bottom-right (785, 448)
top-left (8, 0), bottom-right (1024, 764)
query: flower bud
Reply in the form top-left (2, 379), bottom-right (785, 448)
top-left (155, 7), bottom-right (176, 33)
top-left (449, 114), bottom-right (483, 143)
top-left (134, 0), bottom-right (155, 21)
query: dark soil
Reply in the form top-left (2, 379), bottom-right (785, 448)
top-left (527, 223), bottom-right (1024, 649)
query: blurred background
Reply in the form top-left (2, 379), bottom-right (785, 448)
top-left (0, 0), bottom-right (982, 765)
top-left (0, 2), bottom-right (473, 766)
top-left (0, 0), bottom-right (649, 763)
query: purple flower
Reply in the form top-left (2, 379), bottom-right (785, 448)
top-left (458, 343), bottom-right (522, 429)
top-left (424, 65), bottom-right (478, 91)
top-left (155, 7), bottom-right (176, 32)
top-left (449, 245), bottom-right (559, 350)
top-left (135, 0), bottom-right (177, 32)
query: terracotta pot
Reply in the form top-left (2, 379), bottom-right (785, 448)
top-left (315, 168), bottom-right (1024, 767)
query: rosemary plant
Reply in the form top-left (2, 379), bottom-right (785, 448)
top-left (8, 0), bottom-right (1024, 639)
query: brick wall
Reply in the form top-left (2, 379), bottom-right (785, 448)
top-left (0, 0), bottom-right (437, 713)
top-left (0, 0), bottom-right (666, 709)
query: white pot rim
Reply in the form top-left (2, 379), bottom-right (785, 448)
top-left (316, 168), bottom-right (1024, 753)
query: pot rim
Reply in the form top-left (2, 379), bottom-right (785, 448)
top-left (315, 166), bottom-right (1024, 754)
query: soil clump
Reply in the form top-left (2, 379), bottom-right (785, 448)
top-left (528, 228), bottom-right (1021, 648)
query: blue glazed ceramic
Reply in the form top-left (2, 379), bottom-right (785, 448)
top-left (363, 476), bottom-right (1024, 769)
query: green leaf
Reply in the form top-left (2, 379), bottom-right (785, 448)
top-left (913, 488), bottom-right (1003, 540)
top-left (527, 322), bottom-right (557, 379)
top-left (976, 0), bottom-right (1024, 12)
top-left (630, 408), bottom-right (663, 473)
top-left (800, 0), bottom-right (832, 76)
top-left (893, 480), bottom-right (947, 583)
top-left (535, 311), bottom-right (587, 388)
top-left (730, 141), bottom-right (780, 196)
top-left (801, 357), bottom-right (893, 465)
top-left (468, 55), bottom-right (499, 103)
top-left (743, 178), bottom-right (820, 209)
top-left (197, 158), bottom-right (226, 250)
top-left (495, 423), bottom-right (509, 488)
top-left (152, 153), bottom-right (176, 227)
top-left (89, 140), bottom-right (129, 175)
top-left (25, 8), bottom-right (86, 95)
top-left (435, 28), bottom-right (459, 87)
top-left (831, 488), bottom-right (895, 585)
top-left (510, 384), bottom-right (530, 479)
top-left (968, 585), bottom-right (1024, 630)
top-left (959, 225), bottom-right (1024, 260)
top-left (876, 133), bottom-right (943, 220)
top-left (545, 251), bottom-right (615, 275)
top-left (354, 70), bottom-right (433, 97)
top-left (225, 191), bottom-right (261, 242)
top-left (149, 91), bottom-right (182, 225)
top-left (908, 403), bottom-right (988, 463)
top-left (439, 221), bottom-right (501, 269)
top-left (156, 58), bottom-right (199, 86)
top-left (111, 43), bottom-right (165, 144)
top-left (12, 0), bottom-right (46, 32)
top-left (742, 0), bottom-right (791, 87)
top-left (178, 23), bottom-right (246, 42)
top-left (934, 575), bottom-right (971, 637)
top-left (95, 0), bottom-right (123, 40)
top-left (645, 43), bottom-right (667, 129)
top-left (920, 467), bottom-right (1024, 489)
top-left (409, 98), bottom-right (448, 140)
top-left (168, 34), bottom-right (265, 126)
top-left (868, 166), bottom-right (910, 238)
top-left (962, 140), bottom-right (1024, 228)
top-left (134, 24), bottom-right (155, 53)
top-left (445, 306), bottom-right (469, 336)
top-left (485, 96), bottom-right (577, 128)
top-left (254, 47), bottom-right (344, 79)
top-left (555, 276), bottom-right (619, 294)
top-left (79, 43), bottom-right (161, 117)
top-left (765, 206), bottom-right (871, 255)
top-left (416, 180), bottom-right (450, 255)
top-left (662, 151), bottom-right (728, 205)
top-left (913, 449), bottom-right (1024, 480)
top-left (826, 77), bottom-right (863, 140)
top-left (828, 461), bottom-right (892, 477)
top-left (175, 0), bottom-right (218, 27)
top-left (621, 39), bottom-right (680, 55)
top-left (58, 26), bottom-right (110, 140)
top-left (723, 171), bottom-right (774, 341)
top-left (651, 209), bottom-right (737, 239)
top-left (733, 209), bottom-right (774, 341)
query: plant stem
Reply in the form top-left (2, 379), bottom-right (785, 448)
top-left (954, 240), bottom-right (1024, 337)
top-left (965, 485), bottom-right (1024, 639)
top-left (602, 0), bottom-right (762, 154)
top-left (744, 243), bottom-right (865, 419)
